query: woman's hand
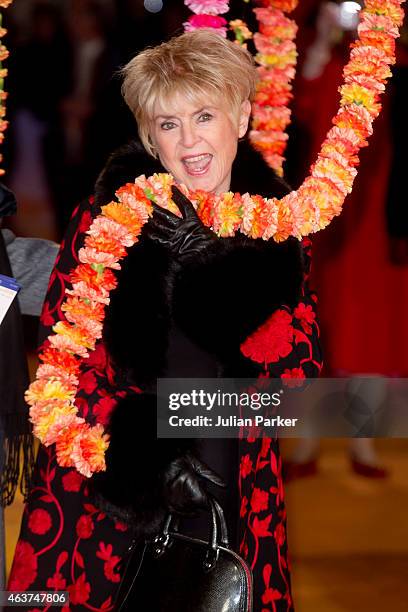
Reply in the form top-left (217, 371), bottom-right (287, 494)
top-left (145, 186), bottom-right (216, 263)
top-left (161, 451), bottom-right (225, 515)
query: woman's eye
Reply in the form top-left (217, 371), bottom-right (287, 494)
top-left (160, 121), bottom-right (176, 130)
top-left (198, 112), bottom-right (213, 123)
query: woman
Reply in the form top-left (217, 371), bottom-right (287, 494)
top-left (8, 30), bottom-right (322, 611)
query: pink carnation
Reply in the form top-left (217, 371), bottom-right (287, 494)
top-left (184, 14), bottom-right (227, 36)
top-left (66, 282), bottom-right (110, 305)
top-left (359, 13), bottom-right (399, 39)
top-left (48, 333), bottom-right (90, 358)
top-left (36, 364), bottom-right (79, 387)
top-left (78, 247), bottom-right (121, 270)
top-left (36, 413), bottom-right (84, 447)
top-left (185, 0), bottom-right (229, 15)
top-left (259, 198), bottom-right (279, 240)
top-left (86, 217), bottom-right (134, 247)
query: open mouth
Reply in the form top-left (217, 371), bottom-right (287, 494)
top-left (182, 153), bottom-right (213, 176)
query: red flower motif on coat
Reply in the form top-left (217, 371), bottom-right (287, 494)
top-left (262, 564), bottom-right (283, 604)
top-left (240, 310), bottom-right (294, 365)
top-left (79, 370), bottom-right (98, 395)
top-left (240, 454), bottom-right (253, 479)
top-left (281, 367), bottom-right (305, 387)
top-left (103, 556), bottom-right (121, 583)
top-left (62, 470), bottom-right (84, 492)
top-left (86, 342), bottom-right (108, 371)
top-left (293, 302), bottom-right (316, 334)
top-left (46, 571), bottom-right (66, 590)
top-left (250, 487), bottom-right (269, 514)
top-left (76, 514), bottom-right (94, 539)
top-left (67, 572), bottom-right (91, 605)
top-left (262, 587), bottom-right (283, 604)
top-left (78, 209), bottom-right (92, 233)
top-left (114, 521), bottom-right (128, 532)
top-left (274, 522), bottom-right (286, 547)
top-left (8, 541), bottom-right (38, 591)
top-left (28, 509), bottom-right (52, 535)
top-left (240, 496), bottom-right (248, 518)
top-left (260, 436), bottom-right (271, 458)
top-left (93, 396), bottom-right (117, 426)
top-left (252, 514), bottom-right (273, 538)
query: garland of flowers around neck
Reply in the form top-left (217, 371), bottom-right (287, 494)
top-left (26, 0), bottom-right (406, 478)
top-left (0, 0), bottom-right (13, 175)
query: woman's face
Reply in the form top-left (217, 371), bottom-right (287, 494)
top-left (149, 94), bottom-right (251, 194)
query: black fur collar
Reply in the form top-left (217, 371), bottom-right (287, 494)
top-left (94, 138), bottom-right (291, 208)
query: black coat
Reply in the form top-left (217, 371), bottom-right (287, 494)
top-left (90, 139), bottom-right (305, 536)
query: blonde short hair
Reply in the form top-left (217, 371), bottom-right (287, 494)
top-left (121, 29), bottom-right (257, 157)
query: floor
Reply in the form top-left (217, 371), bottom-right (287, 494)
top-left (5, 438), bottom-right (408, 611)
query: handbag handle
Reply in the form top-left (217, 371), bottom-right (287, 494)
top-left (152, 495), bottom-right (230, 571)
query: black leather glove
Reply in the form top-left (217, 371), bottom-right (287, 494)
top-left (145, 186), bottom-right (216, 263)
top-left (161, 451), bottom-right (225, 515)
top-left (0, 183), bottom-right (17, 218)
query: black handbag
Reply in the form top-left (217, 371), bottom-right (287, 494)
top-left (115, 496), bottom-right (253, 611)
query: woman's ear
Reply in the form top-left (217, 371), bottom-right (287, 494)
top-left (238, 100), bottom-right (252, 138)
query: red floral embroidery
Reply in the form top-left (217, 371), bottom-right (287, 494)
top-left (240, 310), bottom-right (294, 365)
top-left (114, 521), bottom-right (128, 532)
top-left (86, 342), bottom-right (109, 371)
top-left (274, 522), bottom-right (286, 547)
top-left (260, 437), bottom-right (271, 458)
top-left (252, 514), bottom-right (273, 538)
top-left (262, 564), bottom-right (283, 605)
top-left (281, 367), bottom-right (305, 387)
top-left (103, 556), bottom-right (121, 583)
top-left (293, 302), bottom-right (316, 334)
top-left (62, 470), bottom-right (84, 492)
top-left (250, 487), bottom-right (269, 514)
top-left (240, 496), bottom-right (248, 518)
top-left (78, 209), bottom-right (92, 233)
top-left (8, 541), bottom-right (38, 591)
top-left (46, 571), bottom-right (66, 590)
top-left (76, 515), bottom-right (94, 539)
top-left (93, 396), bottom-right (117, 426)
top-left (240, 454), bottom-right (253, 478)
top-left (67, 572), bottom-right (91, 605)
top-left (79, 370), bottom-right (98, 395)
top-left (28, 509), bottom-right (52, 535)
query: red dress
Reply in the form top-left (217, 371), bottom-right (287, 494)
top-left (8, 168), bottom-right (322, 612)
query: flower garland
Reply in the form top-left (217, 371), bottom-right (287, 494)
top-left (229, 19), bottom-right (253, 48)
top-left (183, 0), bottom-right (230, 36)
top-left (27, 0), bottom-right (406, 477)
top-left (249, 0), bottom-right (299, 176)
top-left (0, 0), bottom-right (13, 175)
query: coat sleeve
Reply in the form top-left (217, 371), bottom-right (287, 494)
top-left (90, 393), bottom-right (198, 536)
top-left (172, 234), bottom-right (304, 361)
top-left (92, 239), bottom-right (200, 528)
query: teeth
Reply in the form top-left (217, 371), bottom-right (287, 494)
top-left (183, 154), bottom-right (211, 164)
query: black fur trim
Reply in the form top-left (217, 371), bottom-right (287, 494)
top-left (102, 236), bottom-right (173, 387)
top-left (90, 394), bottom-right (198, 533)
top-left (94, 140), bottom-right (162, 209)
top-left (230, 140), bottom-right (293, 199)
top-left (173, 235), bottom-right (303, 360)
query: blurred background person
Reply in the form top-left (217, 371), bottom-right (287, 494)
top-left (6, 0), bottom-right (70, 241)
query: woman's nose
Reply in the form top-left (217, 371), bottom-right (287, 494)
top-left (180, 123), bottom-right (200, 148)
